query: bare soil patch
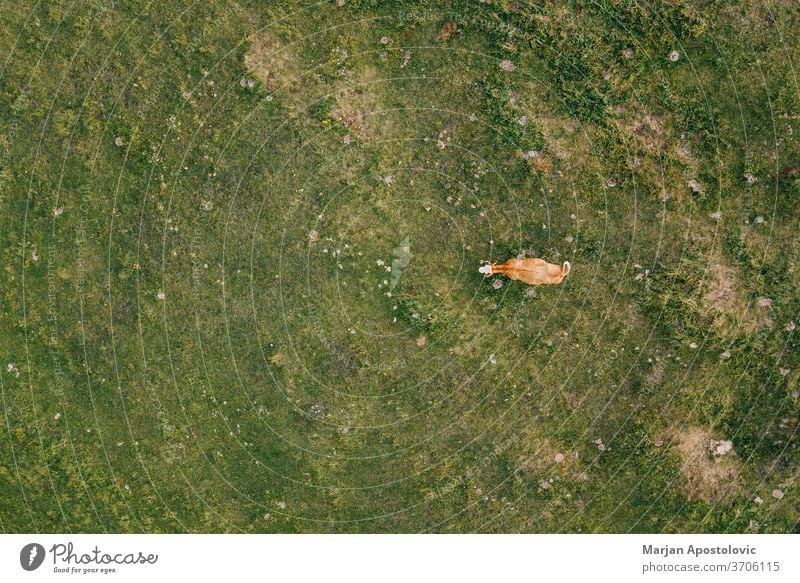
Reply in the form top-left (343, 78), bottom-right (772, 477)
top-left (674, 426), bottom-right (740, 503)
top-left (244, 33), bottom-right (302, 93)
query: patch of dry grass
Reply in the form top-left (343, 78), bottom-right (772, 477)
top-left (701, 253), bottom-right (773, 335)
top-left (330, 74), bottom-right (379, 140)
top-left (244, 31), bottom-right (302, 94)
top-left (674, 426), bottom-right (740, 503)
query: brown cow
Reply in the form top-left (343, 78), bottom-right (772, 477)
top-left (478, 258), bottom-right (571, 286)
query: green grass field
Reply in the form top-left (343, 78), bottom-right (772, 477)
top-left (1, 0), bottom-right (798, 533)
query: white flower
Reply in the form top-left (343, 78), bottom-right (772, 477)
top-left (157, 291), bottom-right (166, 300)
top-left (713, 440), bottom-right (733, 455)
top-left (499, 59), bottom-right (516, 71)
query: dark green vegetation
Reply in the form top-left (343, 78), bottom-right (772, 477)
top-left (1, 0), bottom-right (798, 533)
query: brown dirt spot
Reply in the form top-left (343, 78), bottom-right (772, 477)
top-left (526, 154), bottom-right (553, 175)
top-left (674, 426), bottom-right (740, 503)
top-left (435, 21), bottom-right (457, 42)
top-left (632, 114), bottom-right (664, 145)
top-left (508, 434), bottom-right (580, 481)
top-left (644, 359), bottom-right (666, 388)
top-left (244, 33), bottom-right (301, 93)
top-left (537, 114), bottom-right (581, 162)
top-left (705, 257), bottom-right (739, 314)
top-left (330, 72), bottom-right (379, 139)
top-left (780, 165), bottom-right (800, 179)
top-left (246, 32), bottom-right (383, 138)
top-left (701, 253), bottom-right (772, 333)
top-left (330, 341), bottom-right (358, 375)
top-left (516, 437), bottom-right (560, 472)
top-left (331, 88), bottom-right (374, 138)
top-left (618, 110), bottom-right (670, 153)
